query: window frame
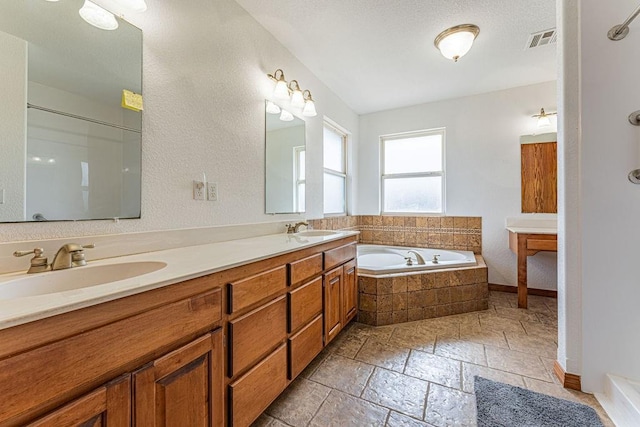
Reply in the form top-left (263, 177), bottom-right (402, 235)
top-left (323, 121), bottom-right (349, 216)
top-left (293, 145), bottom-right (305, 213)
top-left (380, 128), bottom-right (446, 215)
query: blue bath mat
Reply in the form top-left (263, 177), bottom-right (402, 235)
top-left (474, 376), bottom-right (604, 426)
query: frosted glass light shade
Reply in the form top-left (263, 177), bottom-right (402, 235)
top-left (537, 115), bottom-right (552, 128)
top-left (279, 109), bottom-right (294, 121)
top-left (79, 0), bottom-right (118, 30)
top-left (302, 99), bottom-right (317, 117)
top-left (290, 89), bottom-right (305, 108)
top-left (435, 24), bottom-right (479, 62)
top-left (274, 80), bottom-right (289, 100)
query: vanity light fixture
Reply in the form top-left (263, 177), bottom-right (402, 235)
top-left (289, 81), bottom-right (305, 108)
top-left (79, 0), bottom-right (119, 31)
top-left (268, 69), bottom-right (290, 100)
top-left (266, 101), bottom-right (281, 114)
top-left (302, 90), bottom-right (317, 117)
top-left (267, 69), bottom-right (318, 116)
top-left (532, 108), bottom-right (557, 128)
top-left (434, 24), bottom-right (480, 62)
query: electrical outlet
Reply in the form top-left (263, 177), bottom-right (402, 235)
top-left (193, 180), bottom-right (205, 200)
top-left (207, 182), bottom-right (218, 201)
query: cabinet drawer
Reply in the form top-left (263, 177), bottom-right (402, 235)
top-left (288, 277), bottom-right (323, 333)
top-left (288, 253), bottom-right (323, 286)
top-left (288, 314), bottom-right (323, 380)
top-left (229, 344), bottom-right (288, 427)
top-left (324, 242), bottom-right (357, 270)
top-left (228, 266), bottom-right (287, 314)
top-left (228, 296), bottom-right (287, 377)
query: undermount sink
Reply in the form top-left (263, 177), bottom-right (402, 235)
top-left (0, 261), bottom-right (167, 299)
top-left (295, 230), bottom-right (339, 237)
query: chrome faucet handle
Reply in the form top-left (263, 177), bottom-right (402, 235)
top-left (13, 248), bottom-right (50, 274)
top-left (432, 254), bottom-right (441, 264)
top-left (285, 224), bottom-right (295, 234)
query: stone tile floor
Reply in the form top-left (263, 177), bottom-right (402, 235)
top-left (253, 291), bottom-right (613, 427)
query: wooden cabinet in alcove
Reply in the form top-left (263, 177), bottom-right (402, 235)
top-left (521, 136), bottom-right (557, 213)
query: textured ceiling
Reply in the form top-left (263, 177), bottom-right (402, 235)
top-left (234, 0), bottom-right (557, 114)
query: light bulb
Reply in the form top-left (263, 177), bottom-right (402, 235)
top-left (302, 99), bottom-right (317, 117)
top-left (280, 109), bottom-right (294, 122)
top-left (79, 0), bottom-right (118, 31)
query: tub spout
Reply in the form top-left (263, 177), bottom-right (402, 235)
top-left (406, 250), bottom-right (426, 265)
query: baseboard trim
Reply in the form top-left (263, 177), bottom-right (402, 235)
top-left (488, 283), bottom-right (557, 298)
top-left (553, 361), bottom-right (582, 391)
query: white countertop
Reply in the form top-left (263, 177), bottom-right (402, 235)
top-left (505, 216), bottom-right (557, 235)
top-left (0, 231), bottom-right (358, 331)
top-left (506, 226), bottom-right (557, 235)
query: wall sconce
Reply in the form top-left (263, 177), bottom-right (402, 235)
top-left (434, 24), bottom-right (480, 62)
top-left (267, 69), bottom-right (317, 117)
top-left (532, 108), bottom-right (557, 128)
top-left (266, 101), bottom-right (281, 114)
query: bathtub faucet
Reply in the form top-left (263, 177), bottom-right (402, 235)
top-left (406, 250), bottom-right (426, 265)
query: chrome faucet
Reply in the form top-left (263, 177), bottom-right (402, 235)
top-left (406, 250), bottom-right (426, 265)
top-left (50, 243), bottom-right (95, 271)
top-left (285, 222), bottom-right (309, 234)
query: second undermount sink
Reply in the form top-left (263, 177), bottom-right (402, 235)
top-left (0, 261), bottom-right (167, 300)
top-left (295, 230), bottom-right (339, 237)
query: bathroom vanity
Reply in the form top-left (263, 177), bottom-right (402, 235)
top-left (0, 232), bottom-right (358, 426)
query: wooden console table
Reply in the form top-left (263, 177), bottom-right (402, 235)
top-left (508, 229), bottom-right (557, 308)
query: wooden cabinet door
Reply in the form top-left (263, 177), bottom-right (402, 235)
top-left (323, 266), bottom-right (343, 345)
top-left (134, 330), bottom-right (224, 427)
top-left (342, 259), bottom-right (358, 325)
top-left (521, 141), bottom-right (557, 213)
top-left (28, 375), bottom-right (130, 426)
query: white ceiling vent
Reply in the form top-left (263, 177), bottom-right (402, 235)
top-left (526, 28), bottom-right (557, 49)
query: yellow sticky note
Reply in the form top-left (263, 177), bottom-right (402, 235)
top-left (122, 89), bottom-right (143, 112)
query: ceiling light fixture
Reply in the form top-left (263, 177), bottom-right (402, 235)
top-left (267, 69), bottom-right (317, 116)
top-left (532, 108), bottom-right (557, 128)
top-left (434, 24), bottom-right (480, 62)
top-left (79, 0), bottom-right (119, 31)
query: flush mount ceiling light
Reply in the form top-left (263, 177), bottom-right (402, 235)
top-left (267, 69), bottom-right (317, 117)
top-left (532, 107), bottom-right (557, 128)
top-left (434, 24), bottom-right (480, 62)
top-left (79, 0), bottom-right (119, 30)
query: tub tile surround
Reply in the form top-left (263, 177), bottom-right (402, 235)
top-left (358, 257), bottom-right (489, 326)
top-left (309, 215), bottom-right (482, 254)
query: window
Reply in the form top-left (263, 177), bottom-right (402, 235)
top-left (294, 146), bottom-right (305, 213)
top-left (381, 129), bottom-right (445, 213)
top-left (323, 122), bottom-right (348, 215)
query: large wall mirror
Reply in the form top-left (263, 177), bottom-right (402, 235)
top-left (0, 0), bottom-right (142, 223)
top-left (265, 101), bottom-right (306, 214)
